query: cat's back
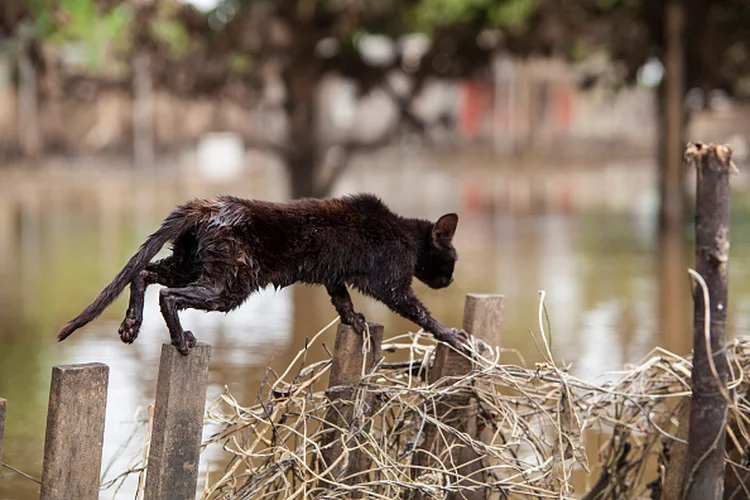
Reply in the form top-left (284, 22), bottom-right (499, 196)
top-left (341, 193), bottom-right (390, 215)
top-left (258, 193), bottom-right (395, 225)
top-left (333, 193), bottom-right (399, 221)
top-left (178, 194), bottom-right (396, 225)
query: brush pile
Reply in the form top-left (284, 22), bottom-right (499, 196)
top-left (200, 324), bottom-right (750, 499)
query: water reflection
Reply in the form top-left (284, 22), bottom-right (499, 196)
top-left (1, 159), bottom-right (749, 499)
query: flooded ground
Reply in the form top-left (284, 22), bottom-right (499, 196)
top-left (1, 150), bottom-right (749, 498)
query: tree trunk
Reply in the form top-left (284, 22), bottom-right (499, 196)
top-left (287, 151), bottom-right (322, 199)
top-left (282, 17), bottom-right (322, 199)
top-left (132, 49), bottom-right (155, 170)
top-left (130, 1), bottom-right (158, 169)
top-left (656, 0), bottom-right (691, 358)
top-left (659, 0), bottom-right (686, 235)
top-left (42, 49), bottom-right (65, 153)
top-left (18, 45), bottom-right (41, 159)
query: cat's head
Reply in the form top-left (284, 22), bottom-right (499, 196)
top-left (415, 213), bottom-right (459, 289)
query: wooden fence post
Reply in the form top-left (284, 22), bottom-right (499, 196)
top-left (319, 322), bottom-right (384, 489)
top-left (144, 343), bottom-right (211, 500)
top-left (0, 397), bottom-right (5, 467)
top-left (683, 143), bottom-right (734, 500)
top-left (411, 293), bottom-right (504, 500)
top-left (40, 363), bottom-right (109, 500)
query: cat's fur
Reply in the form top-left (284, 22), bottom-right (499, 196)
top-left (57, 194), bottom-right (466, 354)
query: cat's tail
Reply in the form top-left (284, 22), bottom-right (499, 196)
top-left (57, 209), bottom-right (193, 342)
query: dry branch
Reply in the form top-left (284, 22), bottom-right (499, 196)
top-left (196, 326), bottom-right (750, 500)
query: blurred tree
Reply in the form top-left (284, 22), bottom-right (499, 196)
top-left (136, 0), bottom-right (750, 204)
top-left (3, 0), bottom-right (546, 197)
top-left (556, 0), bottom-right (750, 232)
top-left (124, 0), bottom-right (545, 197)
top-left (0, 1), bottom-right (41, 67)
top-left (0, 1), bottom-right (31, 38)
top-left (4, 0), bottom-right (750, 203)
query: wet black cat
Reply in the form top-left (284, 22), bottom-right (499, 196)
top-left (57, 194), bottom-right (466, 354)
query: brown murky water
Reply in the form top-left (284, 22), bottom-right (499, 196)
top-left (1, 153), bottom-right (749, 499)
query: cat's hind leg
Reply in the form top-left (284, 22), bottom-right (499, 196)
top-left (119, 269), bottom-right (158, 344)
top-left (118, 260), bottom-right (182, 344)
top-left (158, 282), bottom-right (232, 355)
top-left (326, 283), bottom-right (367, 334)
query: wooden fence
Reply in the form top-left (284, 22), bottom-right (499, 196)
top-left (0, 343), bottom-right (211, 500)
top-left (0, 294), bottom-right (504, 499)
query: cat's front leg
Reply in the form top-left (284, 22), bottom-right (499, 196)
top-left (325, 283), bottom-right (367, 334)
top-left (375, 286), bottom-right (468, 350)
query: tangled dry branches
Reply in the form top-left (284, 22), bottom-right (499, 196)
top-left (197, 320), bottom-right (750, 500)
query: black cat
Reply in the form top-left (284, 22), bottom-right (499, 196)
top-left (57, 194), bottom-right (467, 354)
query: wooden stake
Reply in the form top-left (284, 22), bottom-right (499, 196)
top-left (144, 343), bottom-right (211, 500)
top-left (684, 143), bottom-right (734, 500)
top-left (40, 363), bottom-right (109, 500)
top-left (411, 294), bottom-right (504, 500)
top-left (319, 322), bottom-right (383, 489)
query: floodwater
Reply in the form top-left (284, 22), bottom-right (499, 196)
top-left (1, 151), bottom-right (750, 499)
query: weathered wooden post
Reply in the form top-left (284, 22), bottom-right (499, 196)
top-left (412, 294), bottom-right (504, 500)
top-left (319, 322), bottom-right (384, 489)
top-left (683, 143), bottom-right (735, 500)
top-left (40, 363), bottom-right (109, 500)
top-left (0, 397), bottom-right (5, 466)
top-left (144, 343), bottom-right (211, 500)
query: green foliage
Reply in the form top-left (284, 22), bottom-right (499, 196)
top-left (488, 0), bottom-right (537, 28)
top-left (569, 39), bottom-right (590, 62)
top-left (228, 52), bottom-right (252, 73)
top-left (409, 0), bottom-right (537, 33)
top-left (28, 0), bottom-right (132, 70)
top-left (595, 0), bottom-right (640, 11)
top-left (735, 77), bottom-right (750, 98)
top-left (412, 0), bottom-right (487, 28)
top-left (150, 19), bottom-right (191, 59)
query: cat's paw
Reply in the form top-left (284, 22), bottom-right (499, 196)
top-left (344, 312), bottom-right (367, 335)
top-left (184, 330), bottom-right (197, 349)
top-left (118, 317), bottom-right (141, 344)
top-left (437, 328), bottom-right (470, 352)
top-left (172, 334), bottom-right (192, 356)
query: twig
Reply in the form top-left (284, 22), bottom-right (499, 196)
top-left (1, 462), bottom-right (41, 484)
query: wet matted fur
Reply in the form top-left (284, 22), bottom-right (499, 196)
top-left (57, 194), bottom-right (466, 354)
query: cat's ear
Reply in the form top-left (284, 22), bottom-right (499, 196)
top-left (432, 213), bottom-right (458, 246)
